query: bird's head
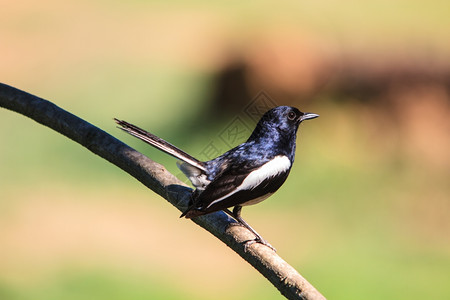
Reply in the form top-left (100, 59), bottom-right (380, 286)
top-left (248, 106), bottom-right (319, 143)
top-left (262, 106), bottom-right (318, 132)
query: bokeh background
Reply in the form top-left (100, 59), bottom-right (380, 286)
top-left (1, 1), bottom-right (450, 299)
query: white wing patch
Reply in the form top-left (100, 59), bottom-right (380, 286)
top-left (206, 155), bottom-right (291, 208)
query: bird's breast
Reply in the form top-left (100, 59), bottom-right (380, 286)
top-left (240, 193), bottom-right (273, 206)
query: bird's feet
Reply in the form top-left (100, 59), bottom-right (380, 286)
top-left (228, 222), bottom-right (276, 252)
top-left (243, 238), bottom-right (276, 252)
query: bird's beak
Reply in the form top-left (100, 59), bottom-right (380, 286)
top-left (300, 113), bottom-right (319, 122)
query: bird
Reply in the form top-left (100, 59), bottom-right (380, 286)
top-left (114, 106), bottom-right (318, 251)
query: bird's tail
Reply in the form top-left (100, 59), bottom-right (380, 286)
top-left (180, 207), bottom-right (206, 218)
top-left (114, 118), bottom-right (207, 172)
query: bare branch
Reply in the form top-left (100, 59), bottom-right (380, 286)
top-left (0, 82), bottom-right (326, 300)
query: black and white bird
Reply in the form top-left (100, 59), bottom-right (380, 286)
top-left (115, 106), bottom-right (318, 250)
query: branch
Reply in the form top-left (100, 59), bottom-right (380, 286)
top-left (0, 82), bottom-right (326, 300)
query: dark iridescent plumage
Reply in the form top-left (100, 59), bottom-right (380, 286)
top-left (115, 106), bottom-right (318, 250)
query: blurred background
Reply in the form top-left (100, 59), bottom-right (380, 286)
top-left (1, 0), bottom-right (449, 299)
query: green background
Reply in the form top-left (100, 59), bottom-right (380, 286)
top-left (1, 1), bottom-right (449, 299)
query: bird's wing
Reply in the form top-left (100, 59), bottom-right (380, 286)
top-left (182, 155), bottom-right (291, 217)
top-left (115, 119), bottom-right (207, 172)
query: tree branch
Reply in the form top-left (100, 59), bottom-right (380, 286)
top-left (0, 82), bottom-right (326, 300)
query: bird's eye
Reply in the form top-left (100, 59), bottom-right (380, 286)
top-left (288, 111), bottom-right (296, 120)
